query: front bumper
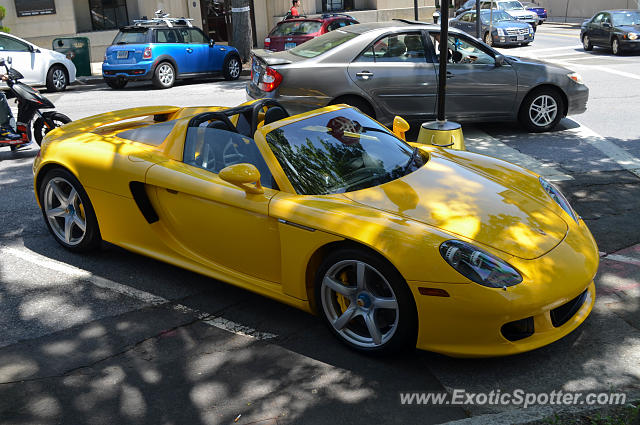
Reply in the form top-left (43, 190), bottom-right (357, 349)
top-left (410, 220), bottom-right (598, 357)
top-left (620, 39), bottom-right (640, 50)
top-left (102, 62), bottom-right (154, 81)
top-left (566, 82), bottom-right (589, 116)
top-left (493, 33), bottom-right (534, 46)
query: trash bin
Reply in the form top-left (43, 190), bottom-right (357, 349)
top-left (52, 37), bottom-right (91, 77)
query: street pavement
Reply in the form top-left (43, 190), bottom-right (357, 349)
top-left (0, 23), bottom-right (639, 425)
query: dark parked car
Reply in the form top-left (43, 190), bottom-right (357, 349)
top-left (450, 10), bottom-right (535, 46)
top-left (248, 22), bottom-right (589, 132)
top-left (522, 2), bottom-right (547, 24)
top-left (581, 10), bottom-right (640, 55)
top-left (265, 13), bottom-right (358, 52)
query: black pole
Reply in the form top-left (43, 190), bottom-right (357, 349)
top-left (437, 0), bottom-right (449, 121)
top-left (414, 0), bottom-right (419, 20)
top-left (475, 0), bottom-right (481, 38)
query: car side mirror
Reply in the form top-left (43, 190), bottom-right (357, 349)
top-left (7, 56), bottom-right (12, 65)
top-left (494, 54), bottom-right (505, 67)
top-left (219, 163), bottom-right (264, 194)
top-left (603, 22), bottom-right (611, 28)
top-left (209, 39), bottom-right (215, 47)
top-left (392, 116), bottom-right (410, 141)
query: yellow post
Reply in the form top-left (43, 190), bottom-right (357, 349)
top-left (417, 120), bottom-right (466, 150)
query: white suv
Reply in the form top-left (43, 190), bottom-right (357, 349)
top-left (0, 32), bottom-right (76, 91)
top-left (481, 0), bottom-right (540, 28)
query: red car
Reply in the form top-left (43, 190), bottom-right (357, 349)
top-left (264, 13), bottom-right (358, 52)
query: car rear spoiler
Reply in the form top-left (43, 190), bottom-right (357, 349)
top-left (251, 49), bottom-right (293, 66)
top-left (54, 106), bottom-right (182, 135)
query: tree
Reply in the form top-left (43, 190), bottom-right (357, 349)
top-left (231, 0), bottom-right (252, 63)
top-left (0, 5), bottom-right (9, 33)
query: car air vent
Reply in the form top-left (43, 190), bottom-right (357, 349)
top-left (501, 317), bottom-right (534, 341)
top-left (550, 289), bottom-right (588, 328)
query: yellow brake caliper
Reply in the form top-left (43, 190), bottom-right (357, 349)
top-left (336, 271), bottom-right (351, 314)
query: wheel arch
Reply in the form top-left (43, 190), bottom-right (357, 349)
top-left (153, 55), bottom-right (180, 76)
top-left (49, 62), bottom-right (70, 80)
top-left (34, 162), bottom-right (80, 208)
top-left (329, 94), bottom-right (377, 119)
top-left (520, 83), bottom-right (569, 117)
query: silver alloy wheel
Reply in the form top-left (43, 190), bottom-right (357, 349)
top-left (158, 64), bottom-right (174, 86)
top-left (529, 94), bottom-right (558, 127)
top-left (228, 58), bottom-right (240, 78)
top-left (320, 259), bottom-right (400, 348)
top-left (43, 176), bottom-right (87, 246)
top-left (484, 33), bottom-right (492, 46)
top-left (52, 68), bottom-right (66, 90)
top-left (612, 38), bottom-right (620, 55)
top-left (583, 35), bottom-right (590, 49)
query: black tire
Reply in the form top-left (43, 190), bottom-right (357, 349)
top-left (314, 247), bottom-right (418, 354)
top-left (38, 168), bottom-right (101, 252)
top-left (223, 54), bottom-right (242, 80)
top-left (484, 32), bottom-right (493, 47)
top-left (46, 65), bottom-right (68, 92)
top-left (612, 37), bottom-right (623, 56)
top-left (331, 96), bottom-right (375, 119)
top-left (153, 61), bottom-right (175, 89)
top-left (105, 78), bottom-right (128, 89)
top-left (521, 42), bottom-right (531, 46)
top-left (519, 87), bottom-right (565, 133)
top-left (33, 112), bottom-right (72, 146)
top-left (532, 23), bottom-right (537, 32)
top-left (582, 34), bottom-right (593, 51)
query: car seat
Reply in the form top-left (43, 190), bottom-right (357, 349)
top-left (263, 106), bottom-right (289, 126)
top-left (404, 35), bottom-right (424, 58)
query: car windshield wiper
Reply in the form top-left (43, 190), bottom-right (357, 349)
top-left (403, 147), bottom-right (419, 175)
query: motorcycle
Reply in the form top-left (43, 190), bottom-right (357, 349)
top-left (0, 56), bottom-right (71, 151)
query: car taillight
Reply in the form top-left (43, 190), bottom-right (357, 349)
top-left (143, 47), bottom-right (152, 59)
top-left (259, 67), bottom-right (282, 92)
top-left (264, 37), bottom-right (271, 50)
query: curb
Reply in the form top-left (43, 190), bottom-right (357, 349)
top-left (75, 68), bottom-right (251, 86)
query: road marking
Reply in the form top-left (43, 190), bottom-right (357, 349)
top-left (566, 122), bottom-right (640, 178)
top-left (463, 127), bottom-right (573, 181)
top-left (545, 60), bottom-right (640, 80)
top-left (518, 45), bottom-right (582, 53)
top-left (538, 51), bottom-right (587, 58)
top-left (0, 244), bottom-right (278, 341)
top-left (536, 32), bottom-right (580, 38)
top-left (604, 254), bottom-right (640, 266)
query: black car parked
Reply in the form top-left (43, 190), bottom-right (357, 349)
top-left (581, 10), bottom-right (640, 55)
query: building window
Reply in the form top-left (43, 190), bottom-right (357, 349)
top-left (89, 0), bottom-right (129, 31)
top-left (323, 0), bottom-right (353, 12)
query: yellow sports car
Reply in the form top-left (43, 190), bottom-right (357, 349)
top-left (33, 99), bottom-right (598, 356)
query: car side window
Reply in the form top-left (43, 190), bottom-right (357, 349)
top-left (155, 29), bottom-right (181, 43)
top-left (360, 32), bottom-right (427, 63)
top-left (592, 13), bottom-right (604, 24)
top-left (429, 32), bottom-right (495, 65)
top-left (183, 119), bottom-right (274, 188)
top-left (180, 28), bottom-right (208, 43)
top-left (602, 14), bottom-right (611, 25)
top-left (460, 13), bottom-right (470, 22)
top-left (0, 36), bottom-right (30, 52)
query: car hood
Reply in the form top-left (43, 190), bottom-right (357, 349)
top-left (343, 150), bottom-right (568, 260)
top-left (506, 10), bottom-right (537, 18)
top-left (494, 21), bottom-right (531, 29)
top-left (506, 55), bottom-right (572, 74)
top-left (618, 25), bottom-right (640, 32)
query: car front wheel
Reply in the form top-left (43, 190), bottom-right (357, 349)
top-left (612, 38), bottom-right (622, 56)
top-left (484, 32), bottom-right (493, 46)
top-left (582, 34), bottom-right (593, 51)
top-left (39, 168), bottom-right (101, 252)
top-left (46, 65), bottom-right (68, 92)
top-left (315, 248), bottom-right (418, 354)
top-left (519, 88), bottom-right (565, 132)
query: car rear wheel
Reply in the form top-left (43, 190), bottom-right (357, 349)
top-left (105, 77), bottom-right (128, 89)
top-left (612, 38), bottom-right (622, 56)
top-left (519, 88), bottom-right (564, 133)
top-left (315, 248), bottom-right (417, 354)
top-left (46, 65), bottom-right (68, 92)
top-left (39, 168), bottom-right (101, 252)
top-left (484, 32), bottom-right (493, 46)
top-left (582, 34), bottom-right (593, 51)
top-left (223, 54), bottom-right (241, 80)
top-left (33, 112), bottom-right (72, 146)
top-left (153, 62), bottom-right (175, 89)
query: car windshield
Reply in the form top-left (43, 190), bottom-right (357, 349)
top-left (265, 108), bottom-right (426, 195)
top-left (498, 1), bottom-right (524, 10)
top-left (289, 29), bottom-right (358, 58)
top-left (612, 11), bottom-right (640, 26)
top-left (271, 20), bottom-right (322, 36)
top-left (481, 10), bottom-right (514, 23)
top-left (113, 30), bottom-right (148, 44)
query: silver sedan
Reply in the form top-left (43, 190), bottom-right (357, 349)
top-left (246, 22), bottom-right (588, 132)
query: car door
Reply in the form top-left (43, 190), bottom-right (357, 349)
top-left (177, 28), bottom-right (210, 73)
top-left (588, 13), bottom-right (605, 45)
top-left (154, 29), bottom-right (189, 74)
top-left (347, 30), bottom-right (438, 120)
top-left (428, 31), bottom-right (517, 120)
top-left (0, 35), bottom-right (43, 85)
top-left (145, 120), bottom-right (282, 283)
top-left (600, 13), bottom-right (614, 46)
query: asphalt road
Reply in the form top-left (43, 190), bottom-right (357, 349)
top-left (0, 23), bottom-right (639, 425)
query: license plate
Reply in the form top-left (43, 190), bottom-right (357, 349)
top-left (517, 35), bottom-right (524, 41)
top-left (116, 50), bottom-right (129, 59)
top-left (252, 71), bottom-right (259, 85)
top-left (284, 42), bottom-right (296, 50)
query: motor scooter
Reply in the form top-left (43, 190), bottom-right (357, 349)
top-left (0, 56), bottom-right (71, 151)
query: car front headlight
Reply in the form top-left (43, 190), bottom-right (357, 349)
top-left (497, 28), bottom-right (506, 36)
top-left (539, 177), bottom-right (579, 223)
top-left (567, 72), bottom-right (584, 84)
top-left (439, 240), bottom-right (523, 289)
top-left (628, 32), bottom-right (639, 40)
top-left (529, 26), bottom-right (534, 33)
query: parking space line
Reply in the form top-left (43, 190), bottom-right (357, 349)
top-left (604, 254), bottom-right (640, 266)
top-left (0, 244), bottom-right (278, 341)
top-left (463, 128), bottom-right (574, 181)
top-left (566, 122), bottom-right (640, 178)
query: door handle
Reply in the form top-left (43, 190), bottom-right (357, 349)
top-left (356, 71), bottom-right (374, 80)
top-left (186, 48), bottom-right (193, 53)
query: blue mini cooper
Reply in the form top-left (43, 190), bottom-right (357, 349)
top-left (102, 17), bottom-right (242, 89)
